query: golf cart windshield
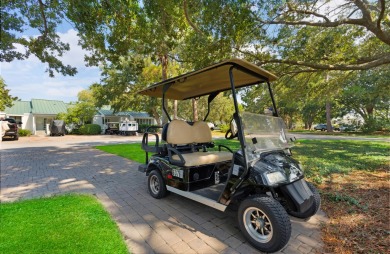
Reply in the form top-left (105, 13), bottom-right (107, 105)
top-left (241, 112), bottom-right (291, 163)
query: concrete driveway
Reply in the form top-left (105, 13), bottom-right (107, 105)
top-left (1, 135), bottom-right (327, 253)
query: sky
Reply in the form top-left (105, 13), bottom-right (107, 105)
top-left (0, 28), bottom-right (101, 103)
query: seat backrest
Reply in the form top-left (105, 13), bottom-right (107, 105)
top-left (166, 120), bottom-right (194, 145)
top-left (193, 121), bottom-right (212, 143)
top-left (166, 120), bottom-right (212, 145)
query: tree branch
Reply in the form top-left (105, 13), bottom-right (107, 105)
top-left (252, 1), bottom-right (390, 46)
top-left (183, 0), bottom-right (205, 36)
top-left (38, 0), bottom-right (49, 38)
top-left (286, 2), bottom-right (330, 22)
top-left (256, 52), bottom-right (390, 71)
top-left (377, 0), bottom-right (385, 30)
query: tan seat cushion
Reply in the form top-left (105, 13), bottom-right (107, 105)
top-left (172, 151), bottom-right (232, 167)
top-left (166, 120), bottom-right (194, 145)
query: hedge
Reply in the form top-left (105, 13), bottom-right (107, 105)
top-left (79, 124), bottom-right (101, 135)
top-left (18, 129), bottom-right (32, 137)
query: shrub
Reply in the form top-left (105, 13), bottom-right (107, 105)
top-left (219, 123), bottom-right (230, 133)
top-left (138, 124), bottom-right (152, 133)
top-left (79, 124), bottom-right (101, 135)
top-left (18, 129), bottom-right (32, 137)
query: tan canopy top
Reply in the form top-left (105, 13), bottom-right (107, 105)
top-left (138, 58), bottom-right (277, 100)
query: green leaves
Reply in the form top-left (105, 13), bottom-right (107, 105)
top-left (0, 77), bottom-right (18, 111)
top-left (1, 0), bottom-right (76, 77)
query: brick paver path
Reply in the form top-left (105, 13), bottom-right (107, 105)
top-left (1, 141), bottom-right (327, 253)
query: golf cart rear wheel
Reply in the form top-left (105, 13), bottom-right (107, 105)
top-left (287, 181), bottom-right (321, 219)
top-left (238, 195), bottom-right (291, 253)
top-left (148, 170), bottom-right (167, 199)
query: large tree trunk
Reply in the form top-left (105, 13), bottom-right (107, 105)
top-left (151, 108), bottom-right (161, 126)
top-left (174, 100), bottom-right (178, 119)
top-left (192, 98), bottom-right (198, 121)
top-left (160, 54), bottom-right (169, 124)
top-left (326, 101), bottom-right (333, 132)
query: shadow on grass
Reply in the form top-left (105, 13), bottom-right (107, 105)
top-left (292, 140), bottom-right (389, 180)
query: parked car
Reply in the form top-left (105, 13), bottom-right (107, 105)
top-left (2, 118), bottom-right (20, 140)
top-left (314, 124), bottom-right (327, 131)
top-left (340, 125), bottom-right (357, 132)
top-left (207, 122), bottom-right (215, 130)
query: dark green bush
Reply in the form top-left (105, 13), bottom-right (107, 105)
top-left (138, 124), bottom-right (152, 133)
top-left (79, 124), bottom-right (101, 135)
top-left (18, 129), bottom-right (32, 137)
top-left (219, 124), bottom-right (230, 133)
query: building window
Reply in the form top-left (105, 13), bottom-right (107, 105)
top-left (8, 116), bottom-right (22, 122)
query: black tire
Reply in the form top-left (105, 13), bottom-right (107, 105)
top-left (148, 170), bottom-right (167, 199)
top-left (14, 134), bottom-right (19, 140)
top-left (238, 195), bottom-right (291, 253)
top-left (287, 181), bottom-right (321, 219)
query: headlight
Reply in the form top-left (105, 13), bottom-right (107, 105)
top-left (265, 171), bottom-right (287, 185)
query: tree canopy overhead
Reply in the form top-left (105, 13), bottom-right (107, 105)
top-left (183, 0), bottom-right (389, 75)
top-left (1, 0), bottom-right (77, 77)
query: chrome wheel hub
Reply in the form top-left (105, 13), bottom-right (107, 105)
top-left (243, 207), bottom-right (273, 243)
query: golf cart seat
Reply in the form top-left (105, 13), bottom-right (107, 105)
top-left (165, 120), bottom-right (232, 167)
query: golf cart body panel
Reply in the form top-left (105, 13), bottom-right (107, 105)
top-left (138, 58), bottom-right (320, 253)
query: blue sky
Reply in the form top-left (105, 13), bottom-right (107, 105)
top-left (0, 28), bottom-right (101, 103)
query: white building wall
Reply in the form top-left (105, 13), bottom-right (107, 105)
top-left (23, 113), bottom-right (34, 132)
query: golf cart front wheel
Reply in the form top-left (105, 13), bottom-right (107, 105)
top-left (238, 195), bottom-right (291, 253)
top-left (148, 170), bottom-right (167, 199)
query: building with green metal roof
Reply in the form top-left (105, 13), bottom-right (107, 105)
top-left (2, 100), bottom-right (155, 135)
top-left (2, 99), bottom-right (69, 135)
top-left (93, 105), bottom-right (156, 133)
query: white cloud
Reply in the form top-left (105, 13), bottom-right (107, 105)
top-left (57, 29), bottom-right (96, 69)
top-left (0, 29), bottom-right (100, 103)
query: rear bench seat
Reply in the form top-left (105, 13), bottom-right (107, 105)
top-left (165, 120), bottom-right (232, 167)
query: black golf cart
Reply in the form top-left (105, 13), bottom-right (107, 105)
top-left (138, 59), bottom-right (320, 253)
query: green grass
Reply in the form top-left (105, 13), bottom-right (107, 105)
top-left (292, 139), bottom-right (389, 183)
top-left (0, 194), bottom-right (128, 254)
top-left (95, 143), bottom-right (147, 163)
top-left (95, 139), bottom-right (242, 164)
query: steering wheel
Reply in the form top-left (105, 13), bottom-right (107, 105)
top-left (225, 119), bottom-right (238, 140)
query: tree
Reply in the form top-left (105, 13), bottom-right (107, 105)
top-left (0, 77), bottom-right (18, 111)
top-left (181, 1), bottom-right (389, 132)
top-left (1, 0), bottom-right (77, 77)
top-left (67, 0), bottom-right (189, 123)
top-left (58, 89), bottom-right (97, 125)
top-left (244, 0), bottom-right (390, 73)
top-left (91, 58), bottom-right (183, 125)
top-left (339, 67), bottom-right (390, 132)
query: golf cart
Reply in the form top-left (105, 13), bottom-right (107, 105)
top-left (104, 122), bottom-right (120, 135)
top-left (138, 59), bottom-right (320, 253)
top-left (119, 120), bottom-right (138, 136)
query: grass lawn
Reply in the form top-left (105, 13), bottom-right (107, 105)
top-left (95, 139), bottom-right (242, 164)
top-left (0, 194), bottom-right (128, 254)
top-left (96, 138), bottom-right (389, 253)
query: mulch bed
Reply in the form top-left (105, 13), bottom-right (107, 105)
top-left (319, 170), bottom-right (389, 253)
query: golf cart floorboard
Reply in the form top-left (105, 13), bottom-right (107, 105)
top-left (191, 183), bottom-right (225, 201)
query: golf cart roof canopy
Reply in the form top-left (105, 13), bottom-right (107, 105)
top-left (138, 58), bottom-right (277, 100)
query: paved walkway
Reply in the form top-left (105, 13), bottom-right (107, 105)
top-left (1, 136), bottom-right (328, 253)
